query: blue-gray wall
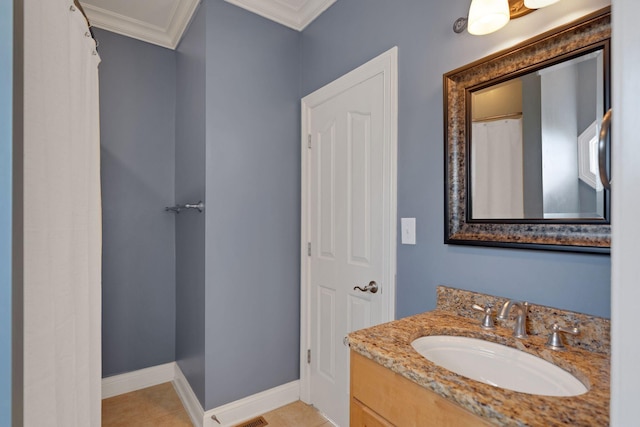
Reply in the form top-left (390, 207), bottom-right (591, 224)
top-left (203, 0), bottom-right (301, 409)
top-left (97, 1), bottom-right (302, 407)
top-left (97, 0), bottom-right (611, 410)
top-left (175, 4), bottom-right (207, 406)
top-left (0, 0), bottom-right (12, 421)
top-left (97, 29), bottom-right (178, 377)
top-left (301, 0), bottom-right (611, 318)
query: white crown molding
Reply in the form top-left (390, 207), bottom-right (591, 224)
top-left (224, 0), bottom-right (336, 31)
top-left (80, 0), bottom-right (200, 49)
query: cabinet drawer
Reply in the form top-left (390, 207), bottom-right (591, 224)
top-left (351, 397), bottom-right (394, 427)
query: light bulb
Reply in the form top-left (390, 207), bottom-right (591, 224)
top-left (524, 0), bottom-right (561, 8)
top-left (467, 0), bottom-right (511, 35)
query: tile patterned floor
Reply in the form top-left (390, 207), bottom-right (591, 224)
top-left (259, 401), bottom-right (333, 427)
top-left (101, 382), bottom-right (333, 427)
top-left (102, 383), bottom-right (192, 427)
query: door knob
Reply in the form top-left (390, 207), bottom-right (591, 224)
top-left (353, 281), bottom-right (378, 294)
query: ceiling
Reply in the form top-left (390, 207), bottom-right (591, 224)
top-left (79, 0), bottom-right (336, 49)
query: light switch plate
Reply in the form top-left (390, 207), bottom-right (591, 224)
top-left (401, 218), bottom-right (416, 245)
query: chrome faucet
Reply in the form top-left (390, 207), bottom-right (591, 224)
top-left (497, 300), bottom-right (529, 338)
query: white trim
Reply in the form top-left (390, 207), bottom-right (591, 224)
top-left (611, 0), bottom-right (640, 424)
top-left (299, 46), bottom-right (399, 404)
top-left (173, 364), bottom-right (205, 427)
top-left (300, 94), bottom-right (311, 403)
top-left (101, 362), bottom-right (177, 399)
top-left (80, 0), bottom-right (200, 49)
top-left (202, 381), bottom-right (300, 427)
top-left (224, 0), bottom-right (336, 31)
top-left (102, 363), bottom-right (300, 427)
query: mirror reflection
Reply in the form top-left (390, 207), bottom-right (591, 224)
top-left (470, 49), bottom-right (605, 220)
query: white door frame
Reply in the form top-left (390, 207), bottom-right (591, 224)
top-left (299, 47), bottom-right (398, 404)
top-left (611, 0), bottom-right (640, 424)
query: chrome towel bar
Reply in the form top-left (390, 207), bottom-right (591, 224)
top-left (165, 201), bottom-right (204, 214)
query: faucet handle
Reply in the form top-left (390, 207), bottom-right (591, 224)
top-left (472, 304), bottom-right (495, 330)
top-left (546, 323), bottom-right (580, 350)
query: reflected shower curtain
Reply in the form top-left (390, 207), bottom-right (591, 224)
top-left (24, 1), bottom-right (101, 426)
top-left (471, 118), bottom-right (524, 219)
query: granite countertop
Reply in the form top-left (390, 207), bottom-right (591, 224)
top-left (348, 309), bottom-right (610, 426)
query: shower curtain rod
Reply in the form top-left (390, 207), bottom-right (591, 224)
top-left (472, 112), bottom-right (522, 123)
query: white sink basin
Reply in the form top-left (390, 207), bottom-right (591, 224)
top-left (411, 335), bottom-right (587, 397)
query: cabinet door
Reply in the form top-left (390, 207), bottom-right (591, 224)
top-left (351, 398), bottom-right (394, 427)
top-left (351, 351), bottom-right (492, 427)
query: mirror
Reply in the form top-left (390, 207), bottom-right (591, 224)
top-left (470, 50), bottom-right (605, 220)
top-left (444, 8), bottom-right (610, 253)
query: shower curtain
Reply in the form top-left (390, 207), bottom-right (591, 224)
top-left (23, 1), bottom-right (101, 426)
top-left (471, 118), bottom-right (524, 219)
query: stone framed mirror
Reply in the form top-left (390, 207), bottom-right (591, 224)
top-left (444, 8), bottom-right (611, 253)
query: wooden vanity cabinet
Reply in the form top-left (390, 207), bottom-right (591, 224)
top-left (350, 351), bottom-right (492, 427)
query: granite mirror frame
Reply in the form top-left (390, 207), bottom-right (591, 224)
top-left (444, 8), bottom-right (611, 253)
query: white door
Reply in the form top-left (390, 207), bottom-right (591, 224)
top-left (301, 47), bottom-right (397, 427)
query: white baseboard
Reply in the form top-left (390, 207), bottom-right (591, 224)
top-left (173, 364), bottom-right (205, 427)
top-left (102, 362), bottom-right (177, 399)
top-left (103, 362), bottom-right (300, 427)
top-left (202, 380), bottom-right (300, 427)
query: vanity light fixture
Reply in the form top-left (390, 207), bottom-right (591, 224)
top-left (453, 0), bottom-right (562, 35)
top-left (467, 0), bottom-right (510, 35)
top-left (524, 0), bottom-right (560, 8)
